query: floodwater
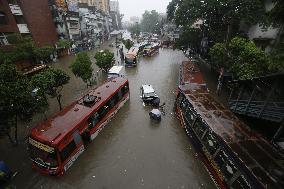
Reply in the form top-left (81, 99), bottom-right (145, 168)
top-left (12, 47), bottom-right (216, 188)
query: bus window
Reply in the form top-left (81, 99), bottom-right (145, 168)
top-left (29, 143), bottom-right (58, 168)
top-left (177, 93), bottom-right (186, 108)
top-left (122, 83), bottom-right (129, 95)
top-left (215, 149), bottom-right (228, 169)
top-left (194, 119), bottom-right (207, 138)
top-left (107, 96), bottom-right (116, 110)
top-left (88, 112), bottom-right (100, 129)
top-left (215, 149), bottom-right (239, 181)
top-left (117, 89), bottom-right (123, 101)
top-left (184, 107), bottom-right (195, 127)
top-left (203, 131), bottom-right (219, 155)
top-left (231, 174), bottom-right (251, 189)
top-left (98, 103), bottom-right (110, 120)
top-left (222, 159), bottom-right (238, 181)
top-left (181, 97), bottom-right (189, 112)
top-left (60, 140), bottom-right (77, 163)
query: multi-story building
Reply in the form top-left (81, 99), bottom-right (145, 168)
top-left (109, 0), bottom-right (121, 30)
top-left (243, 0), bottom-right (283, 52)
top-left (94, 0), bottom-right (109, 14)
top-left (0, 0), bottom-right (58, 48)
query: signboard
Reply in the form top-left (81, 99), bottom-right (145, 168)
top-left (29, 138), bottom-right (54, 153)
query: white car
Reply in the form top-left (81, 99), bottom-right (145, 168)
top-left (140, 85), bottom-right (160, 106)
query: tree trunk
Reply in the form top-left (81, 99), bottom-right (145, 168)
top-left (225, 22), bottom-right (232, 47)
top-left (6, 130), bottom-right (14, 145)
top-left (57, 94), bottom-right (62, 110)
top-left (14, 115), bottom-right (18, 145)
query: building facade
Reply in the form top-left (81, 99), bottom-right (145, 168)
top-left (109, 0), bottom-right (121, 30)
top-left (0, 0), bottom-right (58, 48)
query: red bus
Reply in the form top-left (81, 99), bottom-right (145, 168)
top-left (28, 77), bottom-right (130, 176)
top-left (125, 47), bottom-right (139, 67)
top-left (175, 61), bottom-right (284, 189)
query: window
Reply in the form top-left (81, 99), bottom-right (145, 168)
top-left (117, 89), bottom-right (123, 101)
top-left (181, 97), bottom-right (189, 112)
top-left (215, 149), bottom-right (239, 181)
top-left (0, 12), bottom-right (7, 25)
top-left (222, 159), bottom-right (238, 181)
top-left (60, 140), bottom-right (77, 162)
top-left (121, 83), bottom-right (129, 95)
top-left (215, 149), bottom-right (228, 169)
top-left (184, 106), bottom-right (195, 128)
top-left (203, 131), bottom-right (219, 155)
top-left (14, 15), bottom-right (25, 24)
top-left (98, 104), bottom-right (109, 120)
top-left (7, 0), bottom-right (18, 4)
top-left (231, 175), bottom-right (251, 189)
top-left (0, 33), bottom-right (9, 46)
top-left (177, 92), bottom-right (186, 108)
top-left (193, 119), bottom-right (207, 138)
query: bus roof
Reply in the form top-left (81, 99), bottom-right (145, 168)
top-left (30, 77), bottom-right (128, 146)
top-left (126, 47), bottom-right (139, 58)
top-left (179, 60), bottom-right (284, 187)
top-left (108, 66), bottom-right (123, 74)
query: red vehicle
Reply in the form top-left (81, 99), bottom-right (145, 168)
top-left (175, 61), bottom-right (284, 188)
top-left (29, 77), bottom-right (130, 176)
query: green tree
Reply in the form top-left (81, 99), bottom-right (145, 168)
top-left (0, 34), bottom-right (55, 64)
top-left (128, 23), bottom-right (141, 38)
top-left (174, 27), bottom-right (202, 51)
top-left (32, 68), bottom-right (70, 110)
top-left (140, 10), bottom-right (161, 33)
top-left (122, 39), bottom-right (133, 50)
top-left (94, 50), bottom-right (114, 72)
top-left (0, 63), bottom-right (48, 144)
top-left (56, 39), bottom-right (72, 49)
top-left (209, 37), bottom-right (270, 79)
top-left (167, 0), bottom-right (265, 44)
top-left (70, 52), bottom-right (94, 87)
top-left (34, 46), bottom-right (55, 63)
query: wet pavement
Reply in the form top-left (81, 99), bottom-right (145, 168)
top-left (3, 46), bottom-right (216, 188)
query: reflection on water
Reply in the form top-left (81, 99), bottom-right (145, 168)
top-left (18, 48), bottom-right (216, 189)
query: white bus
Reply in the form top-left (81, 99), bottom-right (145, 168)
top-left (107, 66), bottom-right (125, 79)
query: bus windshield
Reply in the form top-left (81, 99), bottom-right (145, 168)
top-left (29, 138), bottom-right (58, 168)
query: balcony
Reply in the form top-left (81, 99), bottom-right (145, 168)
top-left (9, 4), bottom-right (23, 15)
top-left (17, 24), bottom-right (30, 33)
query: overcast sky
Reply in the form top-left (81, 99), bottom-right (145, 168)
top-left (118, 0), bottom-right (172, 21)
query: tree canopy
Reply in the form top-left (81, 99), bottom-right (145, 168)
top-left (140, 10), bottom-right (162, 34)
top-left (0, 63), bottom-right (47, 144)
top-left (70, 52), bottom-right (94, 86)
top-left (32, 68), bottom-right (70, 110)
top-left (0, 34), bottom-right (55, 64)
top-left (167, 0), bottom-right (265, 43)
top-left (209, 37), bottom-right (271, 79)
top-left (94, 50), bottom-right (114, 72)
top-left (122, 39), bottom-right (133, 50)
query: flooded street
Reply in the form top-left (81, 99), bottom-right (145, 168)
top-left (15, 48), bottom-right (215, 189)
